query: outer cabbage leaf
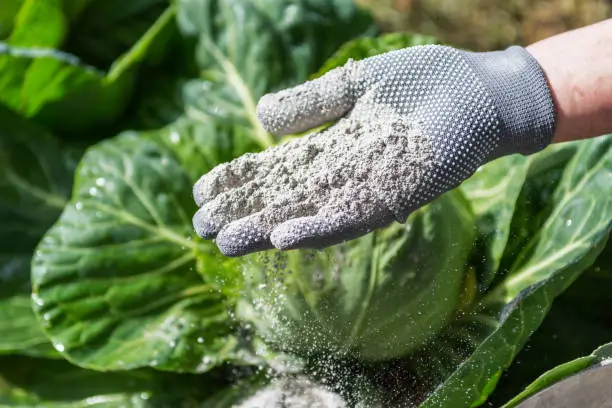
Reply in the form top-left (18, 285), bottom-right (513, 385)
top-left (62, 0), bottom-right (170, 70)
top-left (461, 155), bottom-right (529, 291)
top-left (497, 143), bottom-right (580, 278)
top-left (0, 296), bottom-right (55, 358)
top-left (4, 0), bottom-right (66, 48)
top-left (486, 239), bottom-right (612, 406)
top-left (122, 76), bottom-right (193, 130)
top-left (0, 355), bottom-right (235, 407)
top-left (31, 122), bottom-right (261, 373)
top-left (502, 343), bottom-right (612, 408)
top-left (0, 5), bottom-right (176, 137)
top-left (4, 0), bottom-right (175, 70)
top-left (0, 0), bottom-right (22, 39)
top-left (419, 136), bottom-right (612, 407)
top-left (242, 190), bottom-right (475, 361)
top-left (553, 234), bottom-right (612, 321)
top-left (177, 0), bottom-right (375, 147)
top-left (0, 106), bottom-right (77, 357)
top-left (500, 137), bottom-right (612, 299)
top-left (0, 356), bottom-right (155, 407)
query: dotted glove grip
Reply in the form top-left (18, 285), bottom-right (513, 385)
top-left (193, 45), bottom-right (556, 256)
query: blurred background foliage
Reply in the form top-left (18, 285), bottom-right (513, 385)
top-left (359, 0), bottom-right (612, 51)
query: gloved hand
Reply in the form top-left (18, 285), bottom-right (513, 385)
top-left (193, 44), bottom-right (556, 257)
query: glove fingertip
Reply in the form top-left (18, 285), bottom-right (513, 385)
top-left (256, 93), bottom-right (286, 136)
top-left (270, 215), bottom-right (338, 251)
top-left (192, 163), bottom-right (231, 208)
top-left (256, 63), bottom-right (360, 136)
top-left (192, 208), bottom-right (222, 239)
top-left (216, 218), bottom-right (273, 257)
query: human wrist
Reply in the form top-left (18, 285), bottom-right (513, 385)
top-left (526, 19), bottom-right (612, 144)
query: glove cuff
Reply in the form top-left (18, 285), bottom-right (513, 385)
top-left (460, 46), bottom-right (557, 157)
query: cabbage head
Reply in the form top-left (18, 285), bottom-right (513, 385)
top-left (242, 189), bottom-right (475, 361)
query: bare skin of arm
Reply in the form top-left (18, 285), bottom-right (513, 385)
top-left (527, 18), bottom-right (612, 144)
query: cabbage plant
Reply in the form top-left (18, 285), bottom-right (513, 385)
top-left (1, 1), bottom-right (611, 407)
top-left (242, 190), bottom-right (474, 361)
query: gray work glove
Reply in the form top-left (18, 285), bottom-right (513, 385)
top-left (193, 45), bottom-right (556, 257)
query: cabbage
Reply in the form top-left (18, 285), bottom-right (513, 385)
top-left (243, 189), bottom-right (475, 361)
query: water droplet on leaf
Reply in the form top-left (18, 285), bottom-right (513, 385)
top-left (31, 293), bottom-right (45, 306)
top-left (170, 131), bottom-right (181, 144)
